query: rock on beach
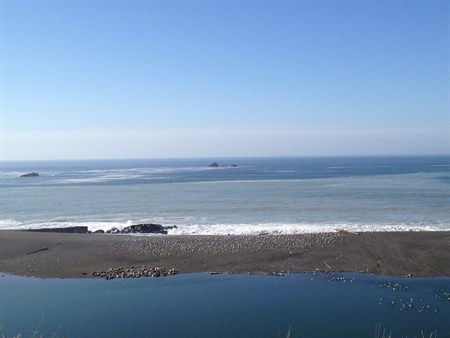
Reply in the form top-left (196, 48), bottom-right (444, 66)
top-left (91, 266), bottom-right (178, 280)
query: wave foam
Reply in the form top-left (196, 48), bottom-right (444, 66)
top-left (166, 223), bottom-right (445, 235)
top-left (1, 220), bottom-right (447, 235)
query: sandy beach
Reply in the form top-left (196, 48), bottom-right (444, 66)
top-left (0, 230), bottom-right (448, 278)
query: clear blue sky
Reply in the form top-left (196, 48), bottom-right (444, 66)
top-left (1, 1), bottom-right (448, 160)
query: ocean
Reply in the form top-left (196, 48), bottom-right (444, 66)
top-left (1, 156), bottom-right (449, 234)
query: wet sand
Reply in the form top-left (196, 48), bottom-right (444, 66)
top-left (0, 230), bottom-right (448, 278)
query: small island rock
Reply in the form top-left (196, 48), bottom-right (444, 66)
top-left (20, 172), bottom-right (39, 177)
top-left (208, 162), bottom-right (220, 168)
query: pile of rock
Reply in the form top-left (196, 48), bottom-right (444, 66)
top-left (91, 266), bottom-right (178, 280)
top-left (20, 172), bottom-right (39, 177)
top-left (27, 226), bottom-right (88, 234)
top-left (104, 223), bottom-right (177, 235)
top-left (208, 162), bottom-right (238, 168)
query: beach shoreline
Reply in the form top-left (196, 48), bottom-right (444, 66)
top-left (0, 230), bottom-right (449, 279)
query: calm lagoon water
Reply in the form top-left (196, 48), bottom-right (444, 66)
top-left (1, 273), bottom-right (449, 337)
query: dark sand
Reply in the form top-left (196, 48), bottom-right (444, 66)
top-left (0, 230), bottom-right (449, 278)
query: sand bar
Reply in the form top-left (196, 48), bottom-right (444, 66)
top-left (0, 230), bottom-right (449, 278)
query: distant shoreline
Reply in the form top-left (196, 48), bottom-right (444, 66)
top-left (1, 230), bottom-right (448, 279)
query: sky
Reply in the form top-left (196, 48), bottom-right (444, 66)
top-left (1, 0), bottom-right (449, 160)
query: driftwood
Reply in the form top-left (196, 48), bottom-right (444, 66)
top-left (26, 246), bottom-right (48, 255)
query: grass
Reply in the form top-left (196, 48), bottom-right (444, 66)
top-left (0, 314), bottom-right (63, 338)
top-left (1, 322), bottom-right (440, 337)
top-left (375, 323), bottom-right (438, 338)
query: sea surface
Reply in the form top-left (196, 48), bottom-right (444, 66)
top-left (1, 156), bottom-right (449, 234)
top-left (0, 273), bottom-right (449, 337)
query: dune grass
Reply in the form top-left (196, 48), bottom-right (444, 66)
top-left (375, 323), bottom-right (438, 338)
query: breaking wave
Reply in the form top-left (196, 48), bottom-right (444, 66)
top-left (1, 219), bottom-right (447, 235)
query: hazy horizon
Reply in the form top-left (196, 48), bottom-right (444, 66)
top-left (1, 153), bottom-right (448, 163)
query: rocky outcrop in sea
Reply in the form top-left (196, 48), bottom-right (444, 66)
top-left (105, 223), bottom-right (177, 235)
top-left (26, 226), bottom-right (88, 233)
top-left (208, 163), bottom-right (238, 168)
top-left (20, 172), bottom-right (39, 177)
top-left (24, 224), bottom-right (177, 235)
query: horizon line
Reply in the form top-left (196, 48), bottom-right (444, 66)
top-left (1, 153), bottom-right (449, 162)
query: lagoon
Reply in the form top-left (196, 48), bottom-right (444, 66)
top-left (1, 273), bottom-right (449, 337)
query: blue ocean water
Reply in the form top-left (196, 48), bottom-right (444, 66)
top-left (0, 273), bottom-right (449, 337)
top-left (1, 156), bottom-right (449, 234)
